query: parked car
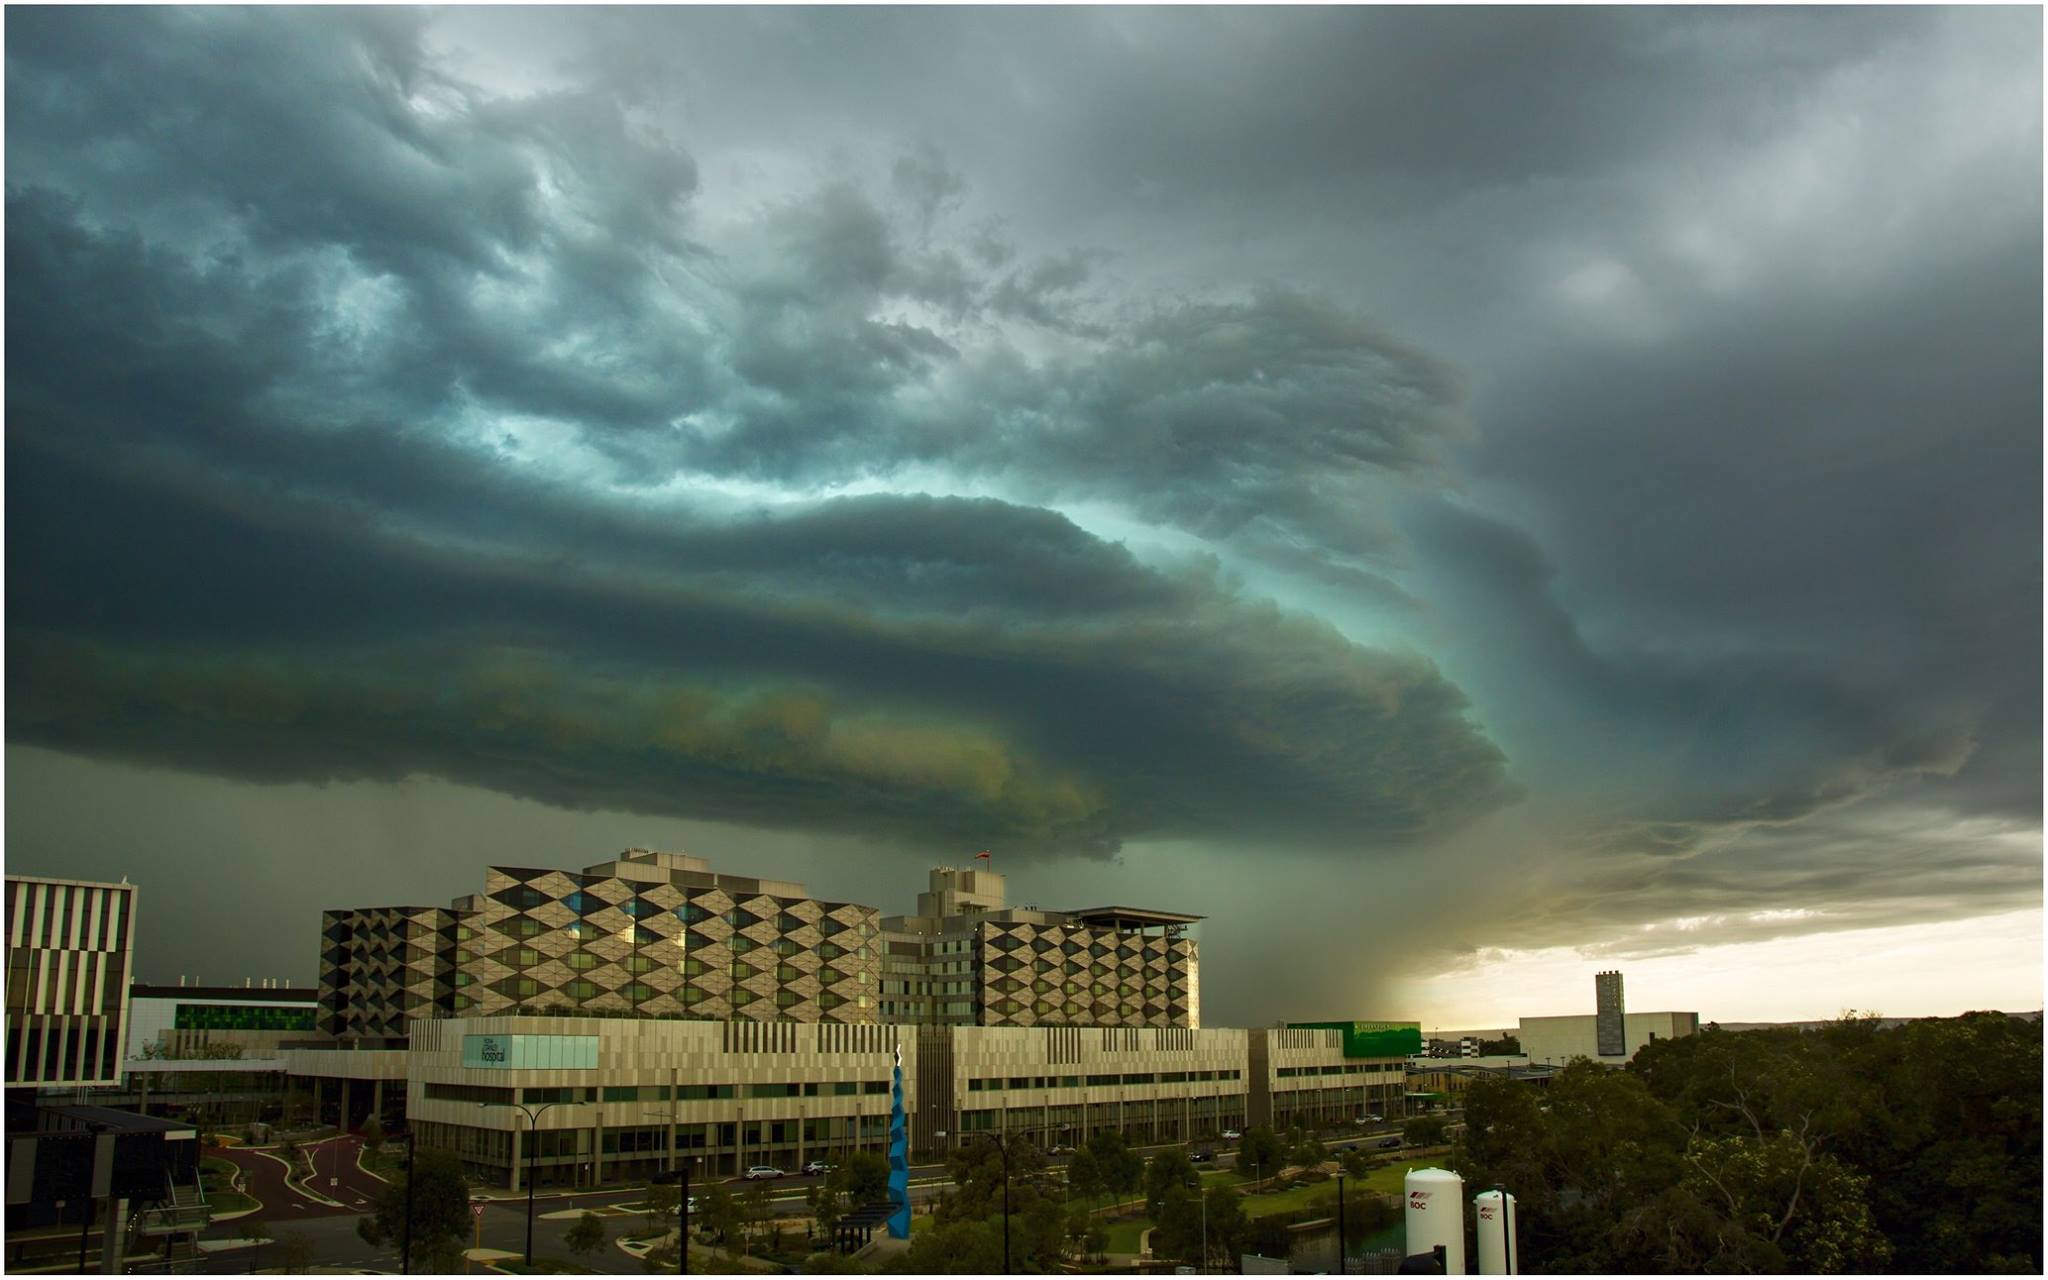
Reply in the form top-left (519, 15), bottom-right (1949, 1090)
top-left (1221, 1129), bottom-right (1242, 1140)
top-left (1365, 1113), bottom-right (1383, 1123)
top-left (802, 1161), bottom-right (835, 1177)
top-left (1377, 1137), bottom-right (1402, 1149)
top-left (744, 1165), bottom-right (785, 1180)
top-left (1191, 1149), bottom-right (1214, 1163)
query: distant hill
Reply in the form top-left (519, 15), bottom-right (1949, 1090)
top-left (1710, 1011), bottom-right (2041, 1033)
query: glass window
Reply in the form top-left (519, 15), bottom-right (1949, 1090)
top-left (565, 979), bottom-right (598, 1000)
top-left (624, 982), bottom-right (653, 1003)
top-left (567, 952), bottom-right (597, 971)
top-left (626, 955), bottom-right (655, 974)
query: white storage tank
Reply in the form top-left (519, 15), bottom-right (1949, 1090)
top-left (1404, 1167), bottom-right (1466, 1275)
top-left (1474, 1188), bottom-right (1518, 1274)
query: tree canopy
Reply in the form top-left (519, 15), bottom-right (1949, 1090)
top-left (355, 1146), bottom-right (470, 1272)
top-left (1453, 1013), bottom-right (2041, 1273)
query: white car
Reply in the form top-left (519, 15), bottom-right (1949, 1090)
top-left (743, 1165), bottom-right (784, 1180)
top-left (1221, 1129), bottom-right (1242, 1140)
top-left (802, 1161), bottom-right (835, 1177)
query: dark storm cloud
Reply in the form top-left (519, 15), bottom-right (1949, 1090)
top-left (5, 3), bottom-right (2039, 1001)
top-left (4, 2), bottom-right (1512, 863)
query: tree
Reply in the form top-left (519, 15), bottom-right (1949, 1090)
top-left (894, 1219), bottom-right (1002, 1273)
top-left (1085, 1129), bottom-right (1143, 1204)
top-left (1065, 1147), bottom-right (1104, 1206)
top-left (698, 1185), bottom-right (741, 1257)
top-left (800, 1250), bottom-right (870, 1273)
top-left (273, 1227), bottom-right (316, 1273)
top-left (1403, 1115), bottom-right (1448, 1147)
top-left (360, 1115), bottom-right (385, 1153)
top-left (1200, 1183), bottom-right (1248, 1268)
top-left (566, 1210), bottom-right (609, 1262)
top-left (834, 1150), bottom-right (890, 1206)
top-left (356, 1146), bottom-right (471, 1273)
top-left (737, 1183), bottom-right (774, 1255)
top-left (1236, 1127), bottom-right (1285, 1189)
top-left (808, 1181), bottom-right (846, 1240)
top-left (1145, 1148), bottom-right (1200, 1217)
top-left (646, 1178), bottom-right (681, 1238)
top-left (1153, 1182), bottom-right (1247, 1267)
top-left (641, 1239), bottom-right (679, 1273)
top-left (1082, 1221), bottom-right (1109, 1263)
top-left (1479, 1035), bottom-right (1521, 1056)
top-left (1288, 1127), bottom-right (1326, 1170)
top-left (1064, 1203), bottom-right (1093, 1259)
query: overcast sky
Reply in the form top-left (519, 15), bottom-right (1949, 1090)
top-left (6, 7), bottom-right (2040, 1027)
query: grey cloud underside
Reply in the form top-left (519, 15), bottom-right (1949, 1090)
top-left (4, 181), bottom-right (1511, 855)
top-left (5, 4), bottom-right (2041, 975)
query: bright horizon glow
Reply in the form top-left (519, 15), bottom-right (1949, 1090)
top-left (1396, 906), bottom-right (2044, 1029)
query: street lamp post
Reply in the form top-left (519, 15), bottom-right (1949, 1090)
top-left (651, 1162), bottom-right (693, 1275)
top-left (646, 1105), bottom-right (693, 1276)
top-left (401, 1127), bottom-right (417, 1275)
top-left (478, 1100), bottom-right (567, 1266)
top-left (1336, 1172), bottom-right (1347, 1277)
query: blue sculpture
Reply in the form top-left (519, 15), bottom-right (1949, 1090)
top-left (886, 1041), bottom-right (911, 1238)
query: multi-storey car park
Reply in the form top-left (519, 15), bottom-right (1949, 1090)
top-left (285, 848), bottom-right (1416, 1189)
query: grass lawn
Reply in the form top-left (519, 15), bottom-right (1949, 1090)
top-left (1240, 1180), bottom-right (1341, 1219)
top-left (1102, 1217), bottom-right (1151, 1255)
top-left (200, 1157), bottom-right (261, 1216)
top-left (360, 1145), bottom-right (404, 1181)
top-left (1359, 1161), bottom-right (1443, 1195)
top-left (495, 1258), bottom-right (597, 1274)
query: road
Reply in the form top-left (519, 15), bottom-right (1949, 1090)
top-left (208, 1135), bottom-right (386, 1222)
top-left (193, 1127), bottom-right (1412, 1271)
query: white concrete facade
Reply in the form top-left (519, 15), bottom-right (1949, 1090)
top-left (1517, 1011), bottom-right (1700, 1065)
top-left (403, 1015), bottom-right (912, 1188)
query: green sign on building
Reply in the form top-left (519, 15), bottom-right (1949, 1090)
top-left (1287, 1020), bottom-right (1423, 1058)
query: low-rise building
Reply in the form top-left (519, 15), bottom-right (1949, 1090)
top-left (1518, 1010), bottom-right (1700, 1065)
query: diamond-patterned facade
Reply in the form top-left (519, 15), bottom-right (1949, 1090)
top-left (317, 850), bottom-right (882, 1037)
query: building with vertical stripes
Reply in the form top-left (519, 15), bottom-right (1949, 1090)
top-left (5, 875), bottom-right (137, 1087)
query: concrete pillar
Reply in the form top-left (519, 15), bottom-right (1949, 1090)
top-left (508, 1126), bottom-right (522, 1193)
top-left (340, 1079), bottom-right (353, 1134)
top-left (99, 1198), bottom-right (127, 1274)
top-left (371, 1079), bottom-right (384, 1126)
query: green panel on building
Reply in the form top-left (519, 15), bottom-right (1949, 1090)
top-left (1287, 1020), bottom-right (1423, 1058)
top-left (174, 1003), bottom-right (317, 1032)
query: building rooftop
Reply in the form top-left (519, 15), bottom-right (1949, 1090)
top-left (131, 984), bottom-right (317, 1003)
top-left (1063, 906), bottom-right (1205, 928)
